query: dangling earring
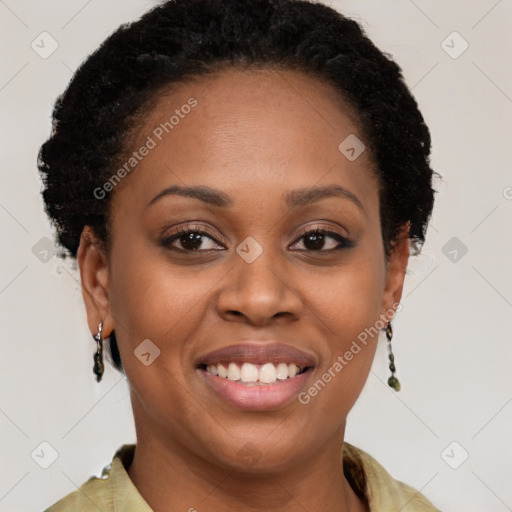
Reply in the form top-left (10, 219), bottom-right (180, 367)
top-left (385, 321), bottom-right (401, 392)
top-left (93, 322), bottom-right (104, 382)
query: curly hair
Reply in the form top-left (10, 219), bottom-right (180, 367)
top-left (37, 0), bottom-right (436, 374)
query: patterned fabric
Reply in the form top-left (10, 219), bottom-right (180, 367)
top-left (43, 442), bottom-right (440, 511)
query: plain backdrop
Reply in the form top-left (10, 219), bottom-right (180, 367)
top-left (1, 1), bottom-right (511, 511)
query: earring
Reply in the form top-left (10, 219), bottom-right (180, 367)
top-left (385, 321), bottom-right (401, 392)
top-left (93, 322), bottom-right (104, 382)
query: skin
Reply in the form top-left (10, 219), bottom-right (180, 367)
top-left (78, 68), bottom-right (409, 512)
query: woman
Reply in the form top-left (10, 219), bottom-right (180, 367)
top-left (38, 0), bottom-right (439, 510)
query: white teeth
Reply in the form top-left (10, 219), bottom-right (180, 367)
top-left (276, 362), bottom-right (289, 380)
top-left (227, 362), bottom-right (241, 381)
top-left (217, 363), bottom-right (228, 378)
top-left (205, 362), bottom-right (305, 383)
top-left (240, 363), bottom-right (259, 382)
top-left (259, 363), bottom-right (277, 383)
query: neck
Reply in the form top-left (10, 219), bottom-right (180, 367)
top-left (126, 424), bottom-right (368, 512)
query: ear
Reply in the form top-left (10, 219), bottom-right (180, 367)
top-left (380, 223), bottom-right (410, 320)
top-left (77, 226), bottom-right (114, 338)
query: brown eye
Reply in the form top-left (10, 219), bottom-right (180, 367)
top-left (290, 228), bottom-right (354, 252)
top-left (160, 227), bottom-right (225, 252)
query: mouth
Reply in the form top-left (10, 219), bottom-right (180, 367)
top-left (197, 361), bottom-right (311, 385)
top-left (195, 342), bottom-right (317, 410)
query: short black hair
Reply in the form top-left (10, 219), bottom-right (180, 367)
top-left (37, 0), bottom-right (437, 375)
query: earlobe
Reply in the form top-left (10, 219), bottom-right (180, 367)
top-left (380, 223), bottom-right (410, 319)
top-left (77, 226), bottom-right (114, 337)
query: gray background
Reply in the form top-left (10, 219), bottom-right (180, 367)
top-left (1, 1), bottom-right (511, 511)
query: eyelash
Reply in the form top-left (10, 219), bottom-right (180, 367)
top-left (159, 224), bottom-right (354, 253)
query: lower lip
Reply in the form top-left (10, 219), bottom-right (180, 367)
top-left (198, 367), bottom-right (314, 411)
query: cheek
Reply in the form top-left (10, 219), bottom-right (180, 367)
top-left (303, 249), bottom-right (385, 401)
top-left (313, 249), bottom-right (385, 339)
top-left (109, 254), bottom-right (214, 350)
top-left (107, 256), bottom-right (213, 419)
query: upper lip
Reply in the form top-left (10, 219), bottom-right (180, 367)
top-left (196, 342), bottom-right (317, 368)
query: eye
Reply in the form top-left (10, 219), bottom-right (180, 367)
top-left (159, 225), bottom-right (225, 252)
top-left (289, 227), bottom-right (354, 252)
top-left (160, 225), bottom-right (354, 253)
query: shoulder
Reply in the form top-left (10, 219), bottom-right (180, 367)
top-left (43, 471), bottom-right (113, 512)
top-left (43, 444), bottom-right (150, 512)
top-left (343, 442), bottom-right (442, 512)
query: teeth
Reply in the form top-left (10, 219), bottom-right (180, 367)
top-left (205, 362), bottom-right (305, 383)
top-left (276, 363), bottom-right (289, 380)
top-left (240, 363), bottom-right (259, 382)
top-left (259, 363), bottom-right (276, 383)
top-left (217, 363), bottom-right (228, 378)
top-left (227, 362), bottom-right (241, 381)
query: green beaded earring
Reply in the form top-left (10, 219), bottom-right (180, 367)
top-left (93, 322), bottom-right (104, 383)
top-left (385, 321), bottom-right (401, 392)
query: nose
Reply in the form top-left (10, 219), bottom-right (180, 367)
top-left (216, 244), bottom-right (304, 326)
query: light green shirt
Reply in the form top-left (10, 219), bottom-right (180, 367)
top-left (43, 442), bottom-right (440, 511)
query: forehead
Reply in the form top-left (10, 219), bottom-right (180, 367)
top-left (142, 67), bottom-right (365, 150)
top-left (109, 67), bottom-right (378, 216)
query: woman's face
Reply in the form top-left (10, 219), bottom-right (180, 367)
top-left (80, 68), bottom-right (408, 472)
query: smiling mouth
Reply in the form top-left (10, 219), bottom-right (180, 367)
top-left (197, 361), bottom-right (311, 385)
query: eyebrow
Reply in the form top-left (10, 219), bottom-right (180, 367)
top-left (146, 184), bottom-right (364, 212)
